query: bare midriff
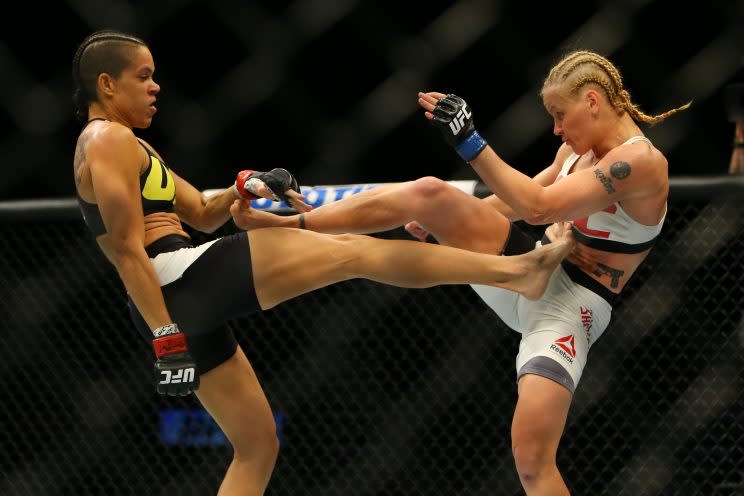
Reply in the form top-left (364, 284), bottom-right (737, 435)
top-left (565, 242), bottom-right (649, 293)
top-left (143, 212), bottom-right (190, 247)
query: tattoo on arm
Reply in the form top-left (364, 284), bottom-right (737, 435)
top-left (593, 262), bottom-right (624, 288)
top-left (593, 169), bottom-right (615, 194)
top-left (610, 161), bottom-right (631, 179)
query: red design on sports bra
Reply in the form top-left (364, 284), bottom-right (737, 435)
top-left (573, 204), bottom-right (617, 238)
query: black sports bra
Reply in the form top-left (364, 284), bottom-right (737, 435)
top-left (76, 119), bottom-right (177, 236)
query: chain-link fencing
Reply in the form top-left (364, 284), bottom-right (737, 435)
top-left (0, 179), bottom-right (743, 496)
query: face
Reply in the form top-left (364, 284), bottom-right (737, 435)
top-left (107, 45), bottom-right (160, 128)
top-left (542, 86), bottom-right (595, 154)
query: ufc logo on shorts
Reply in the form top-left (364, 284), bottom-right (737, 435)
top-left (159, 368), bottom-right (195, 384)
top-left (448, 104), bottom-right (472, 135)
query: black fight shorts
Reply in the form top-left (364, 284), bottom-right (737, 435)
top-left (128, 232), bottom-right (261, 374)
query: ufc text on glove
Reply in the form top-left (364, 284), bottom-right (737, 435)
top-left (152, 323), bottom-right (199, 396)
top-left (430, 94), bottom-right (488, 163)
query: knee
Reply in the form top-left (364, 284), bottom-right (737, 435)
top-left (232, 413), bottom-right (280, 468)
top-left (511, 435), bottom-right (555, 485)
top-left (408, 176), bottom-right (452, 206)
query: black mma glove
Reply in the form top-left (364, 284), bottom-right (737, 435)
top-left (234, 168), bottom-right (300, 205)
top-left (152, 323), bottom-right (199, 396)
top-left (430, 94), bottom-right (489, 163)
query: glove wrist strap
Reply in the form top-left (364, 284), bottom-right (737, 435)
top-left (153, 332), bottom-right (188, 357)
top-left (456, 130), bottom-right (488, 163)
top-left (153, 323), bottom-right (180, 337)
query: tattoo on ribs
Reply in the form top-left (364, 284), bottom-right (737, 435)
top-left (593, 168), bottom-right (615, 194)
top-left (610, 161), bottom-right (631, 180)
top-left (593, 262), bottom-right (624, 288)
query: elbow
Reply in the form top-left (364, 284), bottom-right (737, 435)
top-left (522, 207), bottom-right (554, 226)
top-left (110, 238), bottom-right (146, 267)
top-left (521, 192), bottom-right (556, 225)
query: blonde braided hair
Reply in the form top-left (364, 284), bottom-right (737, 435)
top-left (542, 50), bottom-right (691, 125)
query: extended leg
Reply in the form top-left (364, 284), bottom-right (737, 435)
top-left (248, 225), bottom-right (573, 309)
top-left (232, 177), bottom-right (512, 254)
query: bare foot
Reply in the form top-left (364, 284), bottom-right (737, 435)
top-left (504, 222), bottom-right (575, 300)
top-left (230, 200), bottom-right (295, 230)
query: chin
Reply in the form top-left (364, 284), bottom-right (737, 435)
top-left (569, 141), bottom-right (589, 154)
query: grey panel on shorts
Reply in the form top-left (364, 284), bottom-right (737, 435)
top-left (517, 356), bottom-right (576, 393)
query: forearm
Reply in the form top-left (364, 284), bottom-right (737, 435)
top-left (113, 248), bottom-right (172, 331)
top-left (471, 146), bottom-right (546, 223)
top-left (192, 188), bottom-right (236, 233)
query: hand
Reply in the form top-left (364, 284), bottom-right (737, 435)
top-left (234, 168), bottom-right (312, 212)
top-left (417, 91), bottom-right (488, 162)
top-left (405, 221), bottom-right (431, 242)
top-left (152, 323), bottom-right (199, 396)
top-left (230, 199), bottom-right (297, 230)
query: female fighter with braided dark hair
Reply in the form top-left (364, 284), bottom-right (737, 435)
top-left (71, 30), bottom-right (573, 496)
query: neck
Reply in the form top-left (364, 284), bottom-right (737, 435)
top-left (87, 104), bottom-right (131, 128)
top-left (591, 113), bottom-right (642, 160)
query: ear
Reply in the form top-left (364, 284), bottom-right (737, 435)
top-left (585, 89), bottom-right (601, 117)
top-left (97, 73), bottom-right (116, 98)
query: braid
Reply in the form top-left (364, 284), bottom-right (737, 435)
top-left (542, 50), bottom-right (691, 125)
top-left (71, 30), bottom-right (147, 122)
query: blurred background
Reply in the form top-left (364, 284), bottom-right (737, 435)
top-left (1, 1), bottom-right (744, 496)
top-left (1, 0), bottom-right (742, 199)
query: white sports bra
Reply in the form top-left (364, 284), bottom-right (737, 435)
top-left (555, 136), bottom-right (666, 254)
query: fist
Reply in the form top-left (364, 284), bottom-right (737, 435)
top-left (152, 324), bottom-right (199, 396)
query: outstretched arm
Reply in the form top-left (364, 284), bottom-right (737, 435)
top-left (162, 160), bottom-right (311, 233)
top-left (419, 91), bottom-right (665, 224)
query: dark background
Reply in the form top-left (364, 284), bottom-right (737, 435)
top-left (1, 0), bottom-right (742, 201)
top-left (1, 3), bottom-right (744, 496)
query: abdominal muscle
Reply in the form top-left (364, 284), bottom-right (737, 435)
top-left (143, 212), bottom-right (190, 247)
top-left (565, 242), bottom-right (649, 293)
top-left (544, 221), bottom-right (649, 293)
top-left (95, 211), bottom-right (190, 266)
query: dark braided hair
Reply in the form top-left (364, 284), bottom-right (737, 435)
top-left (72, 30), bottom-right (147, 122)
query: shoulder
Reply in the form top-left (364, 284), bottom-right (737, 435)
top-left (604, 139), bottom-right (668, 186)
top-left (86, 122), bottom-right (147, 176)
top-left (87, 121), bottom-right (139, 156)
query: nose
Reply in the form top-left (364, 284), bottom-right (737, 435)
top-left (553, 120), bottom-right (562, 136)
top-left (150, 81), bottom-right (160, 95)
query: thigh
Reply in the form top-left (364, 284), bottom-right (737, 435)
top-left (163, 232), bottom-right (261, 329)
top-left (412, 180), bottom-right (511, 254)
top-left (512, 374), bottom-right (572, 452)
top-left (514, 265), bottom-right (612, 391)
top-left (248, 227), bottom-right (360, 309)
top-left (127, 299), bottom-right (238, 375)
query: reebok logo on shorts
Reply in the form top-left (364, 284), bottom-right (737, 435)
top-left (550, 335), bottom-right (576, 364)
